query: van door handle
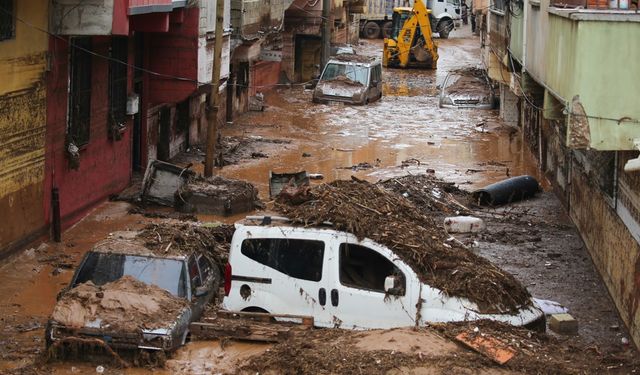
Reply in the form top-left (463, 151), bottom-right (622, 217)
top-left (319, 288), bottom-right (326, 306)
top-left (330, 289), bottom-right (339, 307)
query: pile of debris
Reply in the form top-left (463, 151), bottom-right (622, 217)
top-left (275, 178), bottom-right (530, 313)
top-left (175, 176), bottom-right (261, 216)
top-left (136, 222), bottom-right (235, 267)
top-left (238, 322), bottom-right (640, 375)
top-left (379, 174), bottom-right (471, 215)
top-left (140, 160), bottom-right (262, 217)
top-left (51, 276), bottom-right (188, 332)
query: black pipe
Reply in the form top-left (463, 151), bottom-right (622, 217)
top-left (472, 175), bottom-right (541, 206)
top-left (52, 187), bottom-right (61, 242)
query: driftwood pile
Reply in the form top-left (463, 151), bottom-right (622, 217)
top-left (275, 178), bottom-right (530, 314)
top-left (137, 222), bottom-right (235, 267)
top-left (379, 174), bottom-right (471, 215)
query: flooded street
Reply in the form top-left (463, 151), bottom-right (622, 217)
top-left (0, 27), bottom-right (636, 375)
top-left (207, 28), bottom-right (545, 197)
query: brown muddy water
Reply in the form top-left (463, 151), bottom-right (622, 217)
top-left (193, 30), bottom-right (546, 199)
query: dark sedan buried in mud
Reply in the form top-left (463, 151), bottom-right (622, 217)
top-left (45, 241), bottom-right (220, 355)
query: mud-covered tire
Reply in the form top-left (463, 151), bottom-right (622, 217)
top-left (363, 22), bottom-right (381, 39)
top-left (437, 19), bottom-right (453, 39)
top-left (382, 21), bottom-right (393, 38)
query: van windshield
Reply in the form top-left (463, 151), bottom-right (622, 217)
top-left (321, 63), bottom-right (368, 86)
top-left (73, 252), bottom-right (188, 298)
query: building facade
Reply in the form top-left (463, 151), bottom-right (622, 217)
top-left (482, 0), bottom-right (640, 346)
top-left (0, 0), bottom-right (49, 257)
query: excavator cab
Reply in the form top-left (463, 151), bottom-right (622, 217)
top-left (383, 0), bottom-right (439, 69)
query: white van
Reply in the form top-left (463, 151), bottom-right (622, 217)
top-left (222, 218), bottom-right (545, 330)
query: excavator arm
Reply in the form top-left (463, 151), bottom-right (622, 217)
top-left (383, 0), bottom-right (439, 69)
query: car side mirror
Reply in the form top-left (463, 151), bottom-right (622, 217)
top-left (371, 80), bottom-right (379, 87)
top-left (384, 276), bottom-right (402, 295)
top-left (194, 286), bottom-right (208, 298)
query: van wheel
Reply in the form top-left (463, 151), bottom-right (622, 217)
top-left (382, 21), bottom-right (393, 38)
top-left (363, 22), bottom-right (381, 39)
top-left (242, 306), bottom-right (269, 314)
top-left (438, 19), bottom-right (453, 39)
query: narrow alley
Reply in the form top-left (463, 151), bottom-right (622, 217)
top-left (1, 0), bottom-right (639, 374)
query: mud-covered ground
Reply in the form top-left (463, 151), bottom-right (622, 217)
top-left (0, 26), bottom-right (637, 374)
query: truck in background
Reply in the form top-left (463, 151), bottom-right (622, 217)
top-left (355, 0), bottom-right (462, 39)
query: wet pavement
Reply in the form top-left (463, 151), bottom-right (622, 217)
top-left (0, 26), bottom-right (634, 374)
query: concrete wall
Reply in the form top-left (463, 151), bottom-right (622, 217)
top-left (0, 0), bottom-right (49, 257)
top-left (570, 156), bottom-right (640, 348)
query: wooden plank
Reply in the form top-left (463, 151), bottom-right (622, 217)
top-left (214, 310), bottom-right (314, 327)
top-left (455, 332), bottom-right (516, 365)
top-left (189, 317), bottom-right (308, 343)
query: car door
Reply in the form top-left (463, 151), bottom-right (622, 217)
top-left (325, 235), bottom-right (420, 329)
top-left (229, 227), bottom-right (336, 327)
top-left (187, 255), bottom-right (208, 320)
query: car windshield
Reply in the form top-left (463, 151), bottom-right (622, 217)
top-left (321, 63), bottom-right (368, 86)
top-left (73, 252), bottom-right (188, 298)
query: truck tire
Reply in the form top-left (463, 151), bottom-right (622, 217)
top-left (363, 21), bottom-right (381, 39)
top-left (437, 19), bottom-right (453, 39)
top-left (382, 21), bottom-right (393, 38)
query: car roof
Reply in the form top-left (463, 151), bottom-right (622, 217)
top-left (328, 54), bottom-right (380, 66)
top-left (90, 239), bottom-right (189, 260)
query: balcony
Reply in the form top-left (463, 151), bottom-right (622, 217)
top-left (510, 0), bottom-right (640, 150)
top-left (52, 0), bottom-right (187, 36)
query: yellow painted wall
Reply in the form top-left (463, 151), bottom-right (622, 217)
top-left (0, 0), bottom-right (49, 254)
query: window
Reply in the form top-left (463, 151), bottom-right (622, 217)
top-left (188, 256), bottom-right (202, 288)
top-left (68, 37), bottom-right (93, 146)
top-left (339, 243), bottom-right (405, 295)
top-left (108, 36), bottom-right (128, 136)
top-left (0, 0), bottom-right (15, 41)
top-left (492, 0), bottom-right (506, 12)
top-left (371, 65), bottom-right (382, 85)
top-left (241, 238), bottom-right (325, 282)
top-left (197, 255), bottom-right (212, 281)
top-left (73, 252), bottom-right (188, 298)
top-left (321, 63), bottom-right (369, 86)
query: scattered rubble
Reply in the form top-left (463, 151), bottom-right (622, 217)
top-left (220, 136), bottom-right (291, 166)
top-left (275, 177), bottom-right (531, 314)
top-left (51, 276), bottom-right (188, 333)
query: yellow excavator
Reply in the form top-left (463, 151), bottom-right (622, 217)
top-left (383, 0), bottom-right (439, 69)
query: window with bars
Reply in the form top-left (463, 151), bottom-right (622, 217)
top-left (68, 37), bottom-right (93, 146)
top-left (109, 36), bottom-right (128, 136)
top-left (0, 0), bottom-right (15, 41)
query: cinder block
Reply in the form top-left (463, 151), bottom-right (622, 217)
top-left (549, 313), bottom-right (578, 335)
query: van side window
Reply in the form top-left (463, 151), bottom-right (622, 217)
top-left (241, 239), bottom-right (324, 282)
top-left (339, 243), bottom-right (406, 295)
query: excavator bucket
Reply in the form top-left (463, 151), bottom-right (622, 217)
top-left (412, 44), bottom-right (437, 69)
